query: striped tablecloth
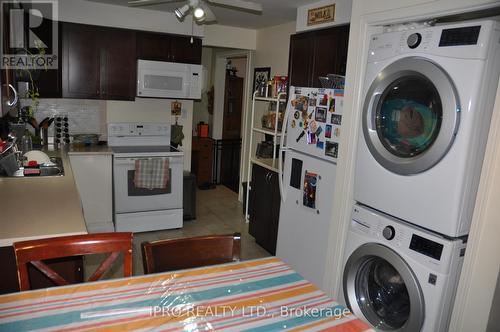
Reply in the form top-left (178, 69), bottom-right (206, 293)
top-left (0, 257), bottom-right (374, 331)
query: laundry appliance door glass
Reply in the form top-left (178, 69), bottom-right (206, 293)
top-left (343, 243), bottom-right (425, 331)
top-left (363, 57), bottom-right (460, 175)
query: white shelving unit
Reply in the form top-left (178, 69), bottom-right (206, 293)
top-left (245, 91), bottom-right (287, 221)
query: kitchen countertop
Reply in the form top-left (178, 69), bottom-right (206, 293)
top-left (0, 148), bottom-right (87, 247)
top-left (67, 143), bottom-right (112, 155)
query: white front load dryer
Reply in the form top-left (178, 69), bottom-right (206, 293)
top-left (341, 204), bottom-right (467, 332)
top-left (354, 20), bottom-right (500, 237)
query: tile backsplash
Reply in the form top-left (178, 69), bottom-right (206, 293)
top-left (21, 98), bottom-right (107, 139)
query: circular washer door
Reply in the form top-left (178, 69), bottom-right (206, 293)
top-left (343, 243), bottom-right (425, 331)
top-left (363, 57), bottom-right (460, 175)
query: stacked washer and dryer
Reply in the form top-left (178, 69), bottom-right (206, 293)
top-left (342, 20), bottom-right (500, 331)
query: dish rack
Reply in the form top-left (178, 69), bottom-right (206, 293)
top-left (319, 74), bottom-right (345, 89)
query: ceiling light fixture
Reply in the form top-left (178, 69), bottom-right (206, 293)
top-left (193, 7), bottom-right (205, 21)
top-left (174, 4), bottom-right (190, 19)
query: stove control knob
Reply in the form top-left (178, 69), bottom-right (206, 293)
top-left (383, 226), bottom-right (395, 240)
top-left (407, 33), bottom-right (422, 49)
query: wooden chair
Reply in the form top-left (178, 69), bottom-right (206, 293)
top-left (14, 232), bottom-right (133, 291)
top-left (142, 233), bottom-right (241, 274)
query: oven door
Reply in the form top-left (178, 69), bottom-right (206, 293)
top-left (113, 155), bottom-right (183, 213)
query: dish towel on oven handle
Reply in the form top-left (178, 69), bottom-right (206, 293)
top-left (134, 158), bottom-right (170, 190)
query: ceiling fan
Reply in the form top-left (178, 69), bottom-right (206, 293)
top-left (127, 0), bottom-right (263, 24)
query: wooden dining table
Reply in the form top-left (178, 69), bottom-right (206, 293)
top-left (0, 257), bottom-right (374, 331)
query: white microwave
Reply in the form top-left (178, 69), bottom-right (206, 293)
top-left (137, 60), bottom-right (202, 99)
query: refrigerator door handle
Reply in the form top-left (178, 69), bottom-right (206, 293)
top-left (278, 97), bottom-right (292, 202)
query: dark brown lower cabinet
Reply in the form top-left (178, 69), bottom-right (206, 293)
top-left (248, 164), bottom-right (281, 255)
top-left (0, 246), bottom-right (83, 294)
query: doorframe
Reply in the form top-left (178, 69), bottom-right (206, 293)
top-left (322, 2), bottom-right (500, 332)
top-left (212, 49), bottom-right (254, 201)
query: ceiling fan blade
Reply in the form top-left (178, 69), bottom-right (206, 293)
top-left (207, 0), bottom-right (262, 13)
top-left (128, 0), bottom-right (182, 7)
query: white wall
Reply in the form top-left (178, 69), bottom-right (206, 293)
top-left (296, 0), bottom-right (352, 32)
top-left (193, 47), bottom-right (214, 129)
top-left (203, 25), bottom-right (257, 50)
top-left (58, 0), bottom-right (203, 36)
top-left (106, 98), bottom-right (193, 171)
top-left (254, 21), bottom-right (296, 76)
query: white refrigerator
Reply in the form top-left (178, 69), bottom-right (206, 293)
top-left (277, 86), bottom-right (344, 289)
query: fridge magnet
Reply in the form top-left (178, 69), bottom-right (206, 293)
top-left (303, 171), bottom-right (318, 209)
top-left (334, 89), bottom-right (344, 97)
top-left (299, 121), bottom-right (303, 128)
top-left (315, 126), bottom-right (323, 137)
top-left (325, 141), bottom-right (339, 158)
top-left (329, 98), bottom-right (336, 113)
top-left (292, 95), bottom-right (309, 112)
top-left (294, 87), bottom-right (302, 95)
top-left (325, 124), bottom-right (332, 138)
top-left (309, 120), bottom-right (318, 133)
top-left (291, 120), bottom-right (296, 128)
top-left (319, 94), bottom-right (328, 106)
top-left (171, 101), bottom-right (182, 116)
top-left (331, 114), bottom-right (342, 125)
top-left (315, 107), bottom-right (327, 122)
top-left (294, 111), bottom-right (300, 119)
top-left (296, 131), bottom-right (306, 142)
top-left (308, 97), bottom-right (317, 106)
top-left (307, 132), bottom-right (317, 144)
top-left (316, 140), bottom-right (324, 149)
top-left (334, 127), bottom-right (341, 138)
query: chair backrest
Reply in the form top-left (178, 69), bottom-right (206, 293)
top-left (14, 232), bottom-right (133, 291)
top-left (142, 233), bottom-right (241, 274)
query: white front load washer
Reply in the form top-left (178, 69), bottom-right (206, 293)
top-left (354, 20), bottom-right (500, 237)
top-left (341, 204), bottom-right (467, 332)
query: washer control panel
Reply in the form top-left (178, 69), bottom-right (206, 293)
top-left (407, 32), bottom-right (422, 49)
top-left (382, 225), bottom-right (395, 240)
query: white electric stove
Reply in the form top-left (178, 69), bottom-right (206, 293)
top-left (108, 122), bottom-right (183, 233)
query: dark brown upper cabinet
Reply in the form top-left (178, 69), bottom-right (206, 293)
top-left (100, 28), bottom-right (136, 100)
top-left (288, 24), bottom-right (350, 88)
top-left (62, 22), bottom-right (136, 100)
top-left (1, 8), bottom-right (62, 98)
top-left (137, 31), bottom-right (202, 64)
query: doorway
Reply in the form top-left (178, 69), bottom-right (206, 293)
top-left (219, 56), bottom-right (246, 193)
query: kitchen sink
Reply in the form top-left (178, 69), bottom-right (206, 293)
top-left (1, 157), bottom-right (65, 177)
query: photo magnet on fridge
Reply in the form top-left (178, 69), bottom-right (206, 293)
top-left (315, 107), bottom-right (327, 122)
top-left (307, 132), bottom-right (317, 144)
top-left (316, 140), bottom-right (324, 149)
top-left (329, 98), bottom-right (336, 113)
top-left (331, 114), bottom-right (342, 125)
top-left (319, 94), bottom-right (328, 106)
top-left (325, 125), bottom-right (332, 138)
top-left (292, 95), bottom-right (309, 112)
top-left (303, 171), bottom-right (318, 209)
top-left (308, 97), bottom-right (317, 106)
top-left (315, 126), bottom-right (323, 137)
top-left (334, 127), bottom-right (341, 137)
top-left (325, 141), bottom-right (339, 158)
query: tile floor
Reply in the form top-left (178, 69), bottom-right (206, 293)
top-left (86, 185), bottom-right (270, 278)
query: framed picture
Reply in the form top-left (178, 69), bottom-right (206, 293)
top-left (253, 67), bottom-right (271, 93)
top-left (307, 4), bottom-right (335, 26)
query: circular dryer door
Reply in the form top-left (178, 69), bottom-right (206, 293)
top-left (363, 57), bottom-right (460, 175)
top-left (343, 243), bottom-right (424, 331)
